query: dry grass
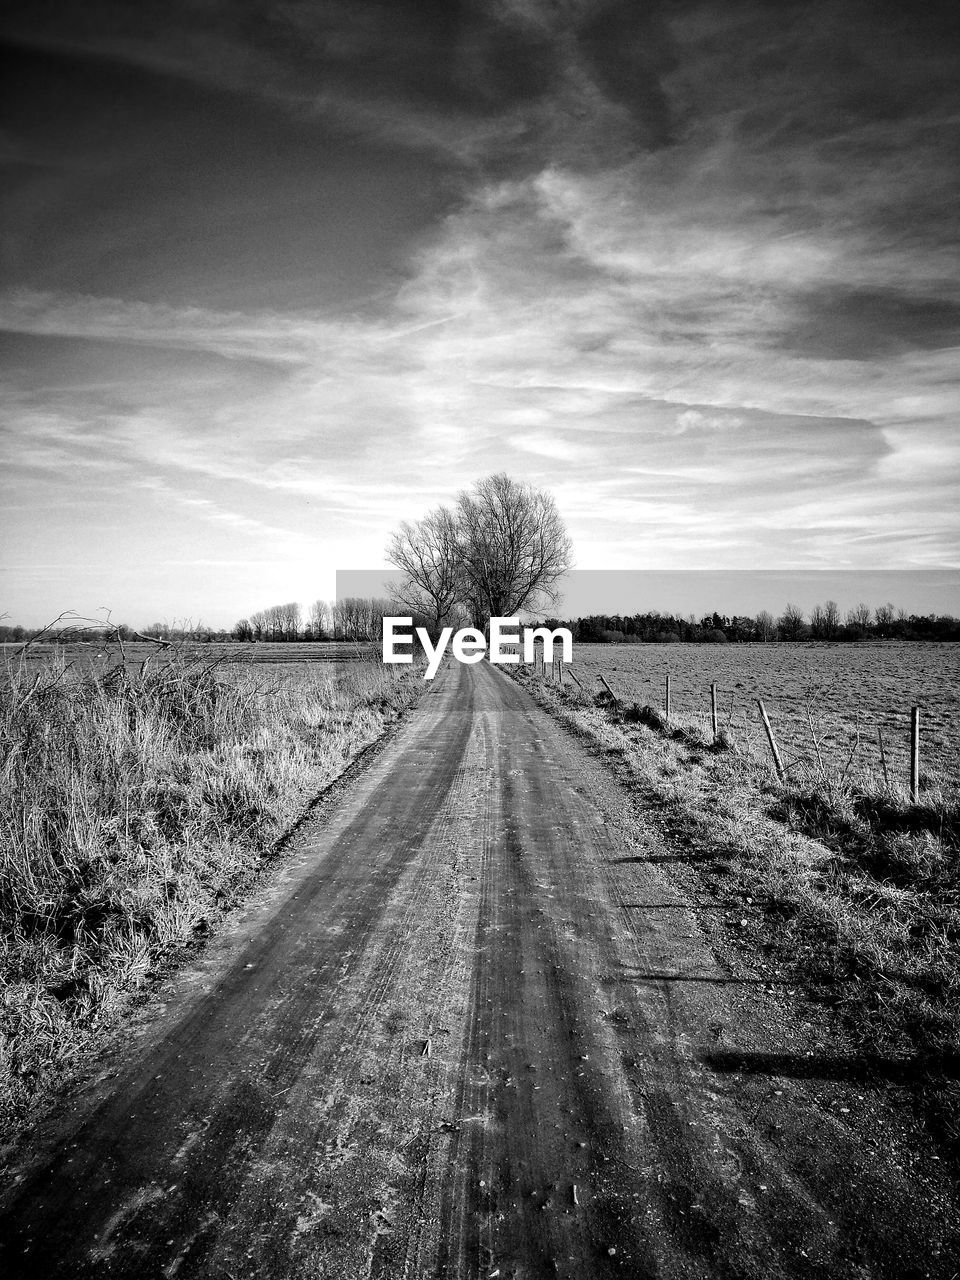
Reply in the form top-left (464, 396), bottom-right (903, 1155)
top-left (518, 667), bottom-right (960, 1157)
top-left (0, 649), bottom-right (423, 1140)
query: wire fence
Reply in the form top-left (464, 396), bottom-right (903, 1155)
top-left (524, 647), bottom-right (959, 802)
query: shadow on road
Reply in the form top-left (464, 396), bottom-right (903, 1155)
top-left (619, 971), bottom-right (791, 985)
top-left (702, 1049), bottom-right (960, 1083)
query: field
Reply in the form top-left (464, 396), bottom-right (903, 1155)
top-left (564, 640), bottom-right (960, 793)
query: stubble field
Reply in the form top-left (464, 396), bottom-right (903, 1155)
top-left (565, 641), bottom-right (960, 793)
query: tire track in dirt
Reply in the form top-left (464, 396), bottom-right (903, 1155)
top-left (202, 687), bottom-right (493, 1280)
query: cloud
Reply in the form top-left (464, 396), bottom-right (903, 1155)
top-left (508, 432), bottom-right (591, 461)
top-left (0, 0), bottom-right (685, 174)
top-left (675, 410), bottom-right (742, 433)
top-left (0, 289), bottom-right (330, 364)
top-left (1, 0), bottom-right (958, 624)
top-left (131, 475), bottom-right (311, 547)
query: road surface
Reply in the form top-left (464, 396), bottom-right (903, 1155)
top-left (1, 660), bottom-right (957, 1278)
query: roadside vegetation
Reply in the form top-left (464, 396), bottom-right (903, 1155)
top-left (0, 648), bottom-right (423, 1143)
top-left (514, 666), bottom-right (960, 1158)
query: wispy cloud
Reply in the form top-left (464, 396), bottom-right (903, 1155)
top-left (0, 289), bottom-right (332, 364)
top-left (1, 0), bottom-right (958, 623)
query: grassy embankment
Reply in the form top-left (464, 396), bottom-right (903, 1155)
top-left (0, 649), bottom-right (424, 1144)
top-left (514, 666), bottom-right (960, 1154)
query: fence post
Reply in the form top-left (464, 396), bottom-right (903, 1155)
top-left (665, 674), bottom-right (671, 721)
top-left (556, 659), bottom-right (563, 687)
top-left (710, 683), bottom-right (718, 743)
top-left (598, 673), bottom-right (619, 704)
top-left (910, 706), bottom-right (920, 803)
top-left (757, 699), bottom-right (785, 781)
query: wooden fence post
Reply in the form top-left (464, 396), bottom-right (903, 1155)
top-left (556, 659), bottom-right (563, 687)
top-left (910, 706), bottom-right (920, 803)
top-left (598, 673), bottom-right (619, 704)
top-left (665, 674), bottom-right (672, 721)
top-left (757, 699), bottom-right (785, 781)
top-left (710, 683), bottom-right (718, 743)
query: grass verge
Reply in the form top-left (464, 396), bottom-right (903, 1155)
top-left (514, 668), bottom-right (960, 1160)
top-left (0, 650), bottom-right (424, 1146)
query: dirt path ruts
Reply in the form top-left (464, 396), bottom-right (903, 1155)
top-left (0, 661), bottom-right (957, 1278)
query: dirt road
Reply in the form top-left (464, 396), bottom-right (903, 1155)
top-left (1, 661), bottom-right (957, 1278)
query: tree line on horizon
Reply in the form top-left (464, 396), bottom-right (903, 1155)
top-left (4, 598), bottom-right (957, 648)
top-left (536, 602), bottom-right (960, 645)
top-left (231, 597), bottom-right (397, 643)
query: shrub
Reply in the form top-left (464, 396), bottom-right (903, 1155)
top-left (623, 703), bottom-right (666, 731)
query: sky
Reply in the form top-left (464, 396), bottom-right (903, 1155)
top-left (2, 0), bottom-right (959, 628)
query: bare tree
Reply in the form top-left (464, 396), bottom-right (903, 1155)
top-left (280, 601), bottom-right (301, 640)
top-left (246, 602), bottom-right (301, 641)
top-left (308, 599), bottom-right (330, 639)
top-left (387, 506), bottom-right (462, 633)
top-left (874, 602), bottom-right (896, 634)
top-left (846, 602), bottom-right (872, 635)
top-left (331, 598), bottom-right (348, 639)
top-left (810, 600), bottom-right (841, 639)
top-left (330, 596), bottom-right (396, 641)
top-left (386, 474), bottom-right (572, 635)
top-left (778, 602), bottom-right (806, 640)
top-left (455, 473), bottom-right (573, 629)
top-left (755, 609), bottom-right (776, 642)
top-left (334, 597), bottom-right (364, 639)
